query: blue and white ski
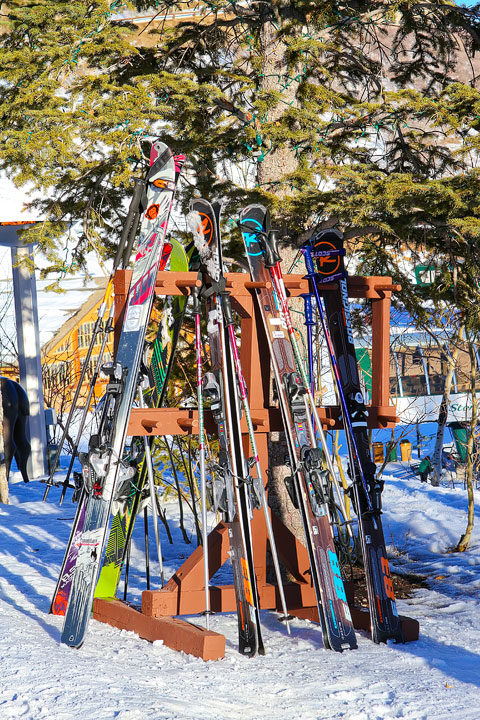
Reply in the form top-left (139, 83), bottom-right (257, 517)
top-left (61, 142), bottom-right (184, 648)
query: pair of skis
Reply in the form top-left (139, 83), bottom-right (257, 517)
top-left (238, 206), bottom-right (357, 652)
top-left (49, 175), bottom-right (148, 614)
top-left (302, 231), bottom-right (403, 644)
top-left (187, 199), bottom-right (292, 656)
top-left (56, 141), bottom-right (184, 647)
top-left (239, 205), bottom-right (401, 645)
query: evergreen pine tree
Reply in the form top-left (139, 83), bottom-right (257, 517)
top-left (3, 1), bottom-right (480, 536)
top-left (1, 1), bottom-right (480, 281)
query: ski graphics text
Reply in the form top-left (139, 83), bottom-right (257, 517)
top-left (339, 278), bottom-right (354, 345)
top-left (312, 240), bottom-right (340, 276)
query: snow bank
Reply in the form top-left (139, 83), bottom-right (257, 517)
top-left (1, 466), bottom-right (480, 720)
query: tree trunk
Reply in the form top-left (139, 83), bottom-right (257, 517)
top-left (256, 18), bottom-right (304, 539)
top-left (431, 326), bottom-right (464, 486)
top-left (0, 382), bottom-right (8, 504)
top-left (456, 337), bottom-right (477, 551)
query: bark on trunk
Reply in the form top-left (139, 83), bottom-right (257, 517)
top-left (431, 326), bottom-right (464, 486)
top-left (456, 339), bottom-right (476, 551)
top-left (256, 22), bottom-right (298, 192)
top-left (256, 18), bottom-right (304, 539)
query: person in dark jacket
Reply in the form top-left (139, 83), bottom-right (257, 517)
top-left (418, 455), bottom-right (432, 483)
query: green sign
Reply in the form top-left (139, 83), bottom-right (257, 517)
top-left (414, 265), bottom-right (437, 286)
top-left (414, 263), bottom-right (453, 286)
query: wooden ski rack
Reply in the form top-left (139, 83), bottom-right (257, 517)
top-left (92, 268), bottom-right (419, 659)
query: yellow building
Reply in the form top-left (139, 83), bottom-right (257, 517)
top-left (0, 365), bottom-right (20, 382)
top-left (41, 282), bottom-right (114, 413)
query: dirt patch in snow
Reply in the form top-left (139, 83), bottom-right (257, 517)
top-left (346, 565), bottom-right (429, 607)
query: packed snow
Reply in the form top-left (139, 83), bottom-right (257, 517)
top-left (1, 462), bottom-right (480, 720)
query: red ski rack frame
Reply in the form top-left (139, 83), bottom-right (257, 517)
top-left (92, 269), bottom-right (419, 659)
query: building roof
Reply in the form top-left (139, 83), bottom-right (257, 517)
top-left (41, 279), bottom-right (108, 355)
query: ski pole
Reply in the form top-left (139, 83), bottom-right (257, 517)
top-left (43, 178), bottom-right (145, 502)
top-left (57, 302), bottom-right (116, 505)
top-left (249, 227), bottom-right (352, 533)
top-left (121, 177), bottom-right (145, 268)
top-left (123, 541), bottom-right (131, 601)
top-left (42, 309), bottom-right (108, 502)
top-left (220, 290), bottom-right (291, 633)
top-left (138, 382), bottom-right (164, 588)
top-left (300, 292), bottom-right (316, 431)
top-left (300, 293), bottom-right (316, 396)
top-left (144, 506), bottom-right (150, 590)
top-left (192, 285), bottom-right (211, 628)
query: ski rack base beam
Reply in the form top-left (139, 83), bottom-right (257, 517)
top-left (93, 598), bottom-right (225, 661)
top-left (142, 521), bottom-right (275, 617)
top-left (288, 603), bottom-right (420, 643)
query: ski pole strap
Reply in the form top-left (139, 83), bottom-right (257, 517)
top-left (238, 221), bottom-right (281, 268)
top-left (201, 274), bottom-right (226, 299)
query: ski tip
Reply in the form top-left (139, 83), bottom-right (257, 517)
top-left (239, 203), bottom-right (267, 217)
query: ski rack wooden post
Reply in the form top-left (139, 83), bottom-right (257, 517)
top-left (94, 268), bottom-right (419, 653)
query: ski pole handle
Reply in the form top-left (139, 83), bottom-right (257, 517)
top-left (220, 291), bottom-right (234, 326)
top-left (191, 284), bottom-right (201, 315)
top-left (300, 293), bottom-right (315, 327)
top-left (261, 230), bottom-right (281, 268)
top-left (302, 244), bottom-right (315, 276)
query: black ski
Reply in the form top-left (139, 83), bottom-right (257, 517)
top-left (239, 205), bottom-right (357, 652)
top-left (188, 199), bottom-right (265, 656)
top-left (303, 229), bottom-right (403, 644)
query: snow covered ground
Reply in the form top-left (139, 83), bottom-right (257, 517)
top-left (1, 464), bottom-right (480, 720)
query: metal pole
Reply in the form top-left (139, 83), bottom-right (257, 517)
top-left (11, 243), bottom-right (48, 478)
top-left (144, 507), bottom-right (150, 590)
top-left (123, 542), bottom-right (131, 601)
top-left (192, 286), bottom-right (211, 628)
top-left (138, 385), bottom-right (164, 587)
